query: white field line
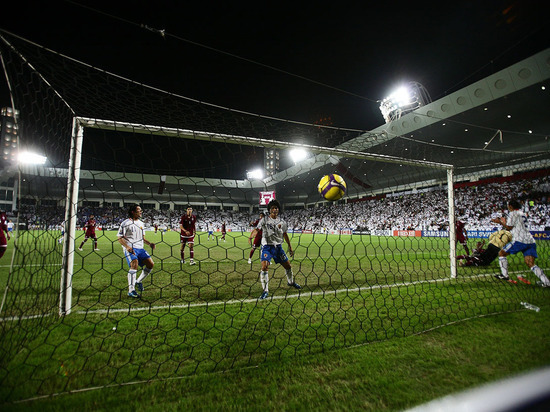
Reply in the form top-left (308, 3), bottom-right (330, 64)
top-left (0, 270), bottom-right (524, 322)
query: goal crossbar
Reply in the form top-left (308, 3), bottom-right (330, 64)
top-left (77, 117), bottom-right (453, 171)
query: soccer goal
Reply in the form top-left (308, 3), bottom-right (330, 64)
top-left (0, 30), bottom-right (548, 403)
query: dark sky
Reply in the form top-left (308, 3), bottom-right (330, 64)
top-left (1, 0), bottom-right (549, 130)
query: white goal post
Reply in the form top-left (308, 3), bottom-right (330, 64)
top-left (58, 116), bottom-right (456, 315)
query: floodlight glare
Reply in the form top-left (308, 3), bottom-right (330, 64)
top-left (246, 168), bottom-right (264, 180)
top-left (289, 148), bottom-right (308, 163)
top-left (18, 151), bottom-right (47, 165)
top-left (379, 81), bottom-right (431, 124)
top-left (392, 87), bottom-right (411, 107)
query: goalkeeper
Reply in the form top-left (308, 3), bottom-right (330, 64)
top-left (458, 229), bottom-right (512, 267)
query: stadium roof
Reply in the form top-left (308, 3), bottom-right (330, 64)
top-left (3, 31), bottom-right (550, 207)
top-left (275, 48), bottom-right (550, 203)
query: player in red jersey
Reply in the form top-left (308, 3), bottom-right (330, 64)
top-left (179, 206), bottom-right (197, 265)
top-left (78, 215), bottom-right (99, 251)
top-left (0, 210), bottom-right (11, 259)
top-left (457, 240), bottom-right (484, 260)
top-left (221, 222), bottom-right (226, 242)
top-left (455, 218), bottom-right (469, 256)
top-left (248, 212), bottom-right (265, 264)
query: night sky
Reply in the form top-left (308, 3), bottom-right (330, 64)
top-left (1, 0), bottom-right (548, 131)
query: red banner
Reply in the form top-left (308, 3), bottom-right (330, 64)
top-left (259, 191), bottom-right (276, 206)
top-left (393, 230), bottom-right (422, 237)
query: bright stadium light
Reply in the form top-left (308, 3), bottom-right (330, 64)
top-left (289, 148), bottom-right (308, 164)
top-left (18, 151), bottom-right (47, 165)
top-left (379, 81), bottom-right (431, 124)
top-left (246, 168), bottom-right (264, 180)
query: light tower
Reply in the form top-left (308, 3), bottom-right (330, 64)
top-left (379, 82), bottom-right (431, 123)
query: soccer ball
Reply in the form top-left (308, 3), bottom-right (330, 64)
top-left (318, 174), bottom-right (346, 201)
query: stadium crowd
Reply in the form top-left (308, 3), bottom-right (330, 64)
top-left (15, 174), bottom-right (550, 234)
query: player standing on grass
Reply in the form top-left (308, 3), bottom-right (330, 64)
top-left (221, 221), bottom-right (226, 242)
top-left (117, 204), bottom-right (155, 298)
top-left (491, 199), bottom-right (550, 287)
top-left (455, 217), bottom-right (469, 256)
top-left (248, 212), bottom-right (265, 264)
top-left (78, 215), bottom-right (99, 251)
top-left (180, 206), bottom-right (197, 265)
top-left (0, 210), bottom-right (11, 260)
top-left (257, 200), bottom-right (301, 300)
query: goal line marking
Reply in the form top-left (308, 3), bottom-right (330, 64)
top-left (0, 271), bottom-right (518, 322)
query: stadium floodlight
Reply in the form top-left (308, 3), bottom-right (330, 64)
top-left (379, 81), bottom-right (431, 123)
top-left (289, 148), bottom-right (308, 164)
top-left (18, 151), bottom-right (47, 165)
top-left (246, 168), bottom-right (264, 180)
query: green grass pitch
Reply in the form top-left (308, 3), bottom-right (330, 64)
top-left (0, 230), bottom-right (548, 402)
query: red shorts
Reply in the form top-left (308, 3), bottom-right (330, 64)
top-left (252, 235), bottom-right (261, 248)
top-left (0, 234), bottom-right (6, 247)
top-left (181, 235), bottom-right (195, 245)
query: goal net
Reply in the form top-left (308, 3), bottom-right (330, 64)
top-left (0, 31), bottom-right (549, 402)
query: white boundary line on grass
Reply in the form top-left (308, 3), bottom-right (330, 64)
top-left (1, 271), bottom-right (524, 322)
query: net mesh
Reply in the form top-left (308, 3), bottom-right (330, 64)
top-left (0, 31), bottom-right (549, 402)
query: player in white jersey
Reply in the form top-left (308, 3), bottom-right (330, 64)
top-left (491, 199), bottom-right (549, 287)
top-left (117, 204), bottom-right (156, 298)
top-left (256, 199), bottom-right (301, 300)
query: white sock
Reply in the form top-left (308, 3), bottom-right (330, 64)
top-left (128, 269), bottom-right (137, 292)
top-left (285, 269), bottom-right (294, 284)
top-left (260, 271), bottom-right (269, 292)
top-left (531, 265), bottom-right (550, 286)
top-left (137, 267), bottom-right (152, 283)
top-left (498, 257), bottom-right (508, 277)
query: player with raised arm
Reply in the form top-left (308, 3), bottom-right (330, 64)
top-left (180, 206), bottom-right (197, 265)
top-left (117, 204), bottom-right (155, 298)
top-left (257, 200), bottom-right (301, 300)
top-left (492, 199), bottom-right (550, 287)
top-left (78, 214), bottom-right (99, 251)
top-left (248, 212), bottom-right (265, 264)
top-left (0, 210), bottom-right (11, 260)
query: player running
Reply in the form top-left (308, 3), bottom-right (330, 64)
top-left (257, 200), bottom-right (301, 300)
top-left (117, 204), bottom-right (155, 298)
top-left (248, 212), bottom-right (265, 264)
top-left (180, 206), bottom-right (197, 265)
top-left (78, 215), bottom-right (99, 251)
top-left (492, 199), bottom-right (550, 287)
